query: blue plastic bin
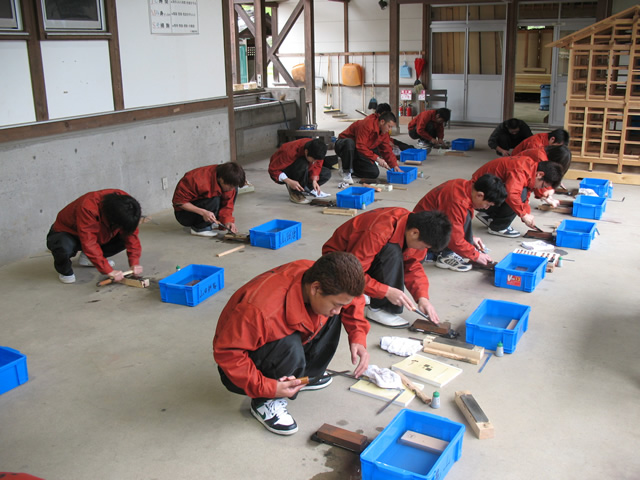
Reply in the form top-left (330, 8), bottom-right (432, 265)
top-left (539, 84), bottom-right (550, 111)
top-left (336, 187), bottom-right (375, 209)
top-left (572, 195), bottom-right (607, 219)
top-left (387, 166), bottom-right (418, 184)
top-left (494, 252), bottom-right (547, 293)
top-left (159, 264), bottom-right (224, 307)
top-left (579, 178), bottom-right (613, 198)
top-left (556, 219), bottom-right (598, 250)
top-left (361, 409), bottom-right (465, 480)
top-left (249, 219), bottom-right (302, 249)
top-left (465, 299), bottom-right (530, 353)
top-left (450, 138), bottom-right (475, 151)
top-left (0, 347), bottom-right (29, 395)
top-left (400, 149), bottom-right (427, 163)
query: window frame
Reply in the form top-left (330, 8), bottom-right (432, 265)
top-left (40, 0), bottom-right (106, 33)
top-left (0, 0), bottom-right (22, 31)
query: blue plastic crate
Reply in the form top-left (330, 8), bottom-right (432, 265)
top-left (387, 166), bottom-right (418, 184)
top-left (494, 252), bottom-right (547, 293)
top-left (465, 299), bottom-right (530, 354)
top-left (451, 138), bottom-right (475, 151)
top-left (249, 219), bottom-right (302, 249)
top-left (0, 347), bottom-right (29, 395)
top-left (400, 148), bottom-right (427, 163)
top-left (336, 187), bottom-right (375, 209)
top-left (361, 409), bottom-right (465, 480)
top-left (572, 195), bottom-right (607, 219)
top-left (159, 264), bottom-right (224, 307)
top-left (556, 219), bottom-right (598, 250)
top-left (579, 178), bottom-right (613, 198)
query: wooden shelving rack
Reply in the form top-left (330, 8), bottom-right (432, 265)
top-left (549, 6), bottom-right (640, 185)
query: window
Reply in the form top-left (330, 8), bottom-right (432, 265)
top-left (0, 0), bottom-right (21, 30)
top-left (41, 0), bottom-right (105, 32)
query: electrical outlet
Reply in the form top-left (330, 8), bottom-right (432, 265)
top-left (161, 177), bottom-right (168, 190)
top-left (257, 74), bottom-right (262, 87)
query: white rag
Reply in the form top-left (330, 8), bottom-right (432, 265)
top-left (520, 240), bottom-right (555, 251)
top-left (364, 365), bottom-right (403, 389)
top-left (310, 190), bottom-right (331, 198)
top-left (379, 336), bottom-right (423, 357)
top-left (578, 188), bottom-right (598, 196)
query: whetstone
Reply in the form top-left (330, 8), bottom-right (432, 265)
top-left (119, 275), bottom-right (150, 288)
top-left (454, 391), bottom-right (494, 439)
top-left (398, 430), bottom-right (449, 453)
top-left (422, 335), bottom-right (485, 364)
top-left (312, 423), bottom-right (369, 453)
top-left (322, 207), bottom-right (357, 216)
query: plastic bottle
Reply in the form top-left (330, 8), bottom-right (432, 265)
top-left (176, 265), bottom-right (181, 271)
top-left (557, 256), bottom-right (563, 267)
top-left (496, 341), bottom-right (504, 357)
top-left (431, 391), bottom-right (440, 409)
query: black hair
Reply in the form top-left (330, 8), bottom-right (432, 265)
top-left (379, 111), bottom-right (397, 124)
top-left (549, 128), bottom-right (569, 145)
top-left (505, 118), bottom-right (521, 130)
top-left (216, 162), bottom-right (246, 188)
top-left (544, 145), bottom-right (571, 174)
top-left (473, 174), bottom-right (507, 206)
top-left (436, 108), bottom-right (451, 122)
top-left (537, 161), bottom-right (564, 189)
top-left (406, 211), bottom-right (452, 252)
top-left (101, 193), bottom-right (141, 236)
top-left (302, 252), bottom-right (365, 297)
top-left (375, 103), bottom-right (392, 115)
top-left (304, 138), bottom-right (328, 160)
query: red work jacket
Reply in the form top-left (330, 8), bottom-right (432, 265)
top-left (512, 132), bottom-right (549, 156)
top-left (172, 165), bottom-right (236, 224)
top-left (407, 110), bottom-right (444, 142)
top-left (268, 138), bottom-right (324, 183)
top-left (472, 156), bottom-right (539, 218)
top-left (514, 147), bottom-right (551, 198)
top-left (213, 260), bottom-right (368, 399)
top-left (52, 189), bottom-right (142, 274)
top-left (414, 179), bottom-right (479, 261)
top-left (322, 207), bottom-right (430, 301)
top-left (338, 114), bottom-right (398, 168)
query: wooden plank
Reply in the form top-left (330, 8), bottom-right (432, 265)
top-left (314, 423), bottom-right (369, 453)
top-left (398, 431), bottom-right (448, 453)
top-left (454, 391), bottom-right (494, 440)
top-left (217, 245), bottom-right (245, 257)
top-left (396, 371), bottom-right (431, 405)
top-left (322, 207), bottom-right (357, 216)
top-left (422, 335), bottom-right (485, 364)
top-left (506, 319), bottom-right (518, 330)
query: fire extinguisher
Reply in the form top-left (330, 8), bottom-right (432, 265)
top-left (398, 104), bottom-right (403, 117)
top-left (406, 104), bottom-right (413, 117)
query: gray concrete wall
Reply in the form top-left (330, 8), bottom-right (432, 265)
top-left (0, 108), bottom-right (229, 266)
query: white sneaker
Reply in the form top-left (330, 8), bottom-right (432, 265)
top-left (251, 398), bottom-right (298, 435)
top-left (417, 139), bottom-right (429, 149)
top-left (364, 294), bottom-right (371, 305)
top-left (58, 273), bottom-right (76, 284)
top-left (364, 306), bottom-right (409, 328)
top-left (488, 226), bottom-right (521, 238)
top-left (78, 252), bottom-right (115, 268)
top-left (340, 170), bottom-right (354, 185)
top-left (436, 252), bottom-right (472, 272)
top-left (190, 227), bottom-right (218, 237)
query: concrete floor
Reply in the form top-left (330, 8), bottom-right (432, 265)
top-left (1, 123), bottom-right (639, 480)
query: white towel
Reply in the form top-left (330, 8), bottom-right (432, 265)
top-left (379, 336), bottom-right (423, 357)
top-left (364, 365), bottom-right (403, 389)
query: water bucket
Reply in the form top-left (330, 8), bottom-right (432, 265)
top-left (540, 84), bottom-right (550, 111)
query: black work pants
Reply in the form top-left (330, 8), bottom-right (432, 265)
top-left (483, 189), bottom-right (528, 231)
top-left (46, 227), bottom-right (125, 275)
top-left (408, 121), bottom-right (438, 142)
top-left (334, 138), bottom-right (381, 179)
top-left (492, 132), bottom-right (520, 154)
top-left (440, 211), bottom-right (473, 256)
top-left (368, 243), bottom-right (405, 314)
top-left (282, 157), bottom-right (331, 189)
top-left (218, 313), bottom-right (342, 400)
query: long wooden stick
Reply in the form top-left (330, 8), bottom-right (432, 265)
top-left (97, 270), bottom-right (134, 287)
top-left (217, 245), bottom-right (245, 257)
top-left (396, 371), bottom-right (431, 405)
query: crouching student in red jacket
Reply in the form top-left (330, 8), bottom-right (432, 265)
top-left (322, 208), bottom-right (451, 328)
top-left (268, 138), bottom-right (331, 205)
top-left (213, 252), bottom-right (369, 436)
top-left (46, 189), bottom-right (142, 284)
top-left (414, 175), bottom-right (507, 272)
top-left (172, 162), bottom-right (246, 237)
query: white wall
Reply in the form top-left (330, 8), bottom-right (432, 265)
top-left (0, 41), bottom-right (36, 126)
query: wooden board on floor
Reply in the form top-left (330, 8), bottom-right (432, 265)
top-left (322, 207), bottom-right (357, 216)
top-left (454, 391), bottom-right (494, 439)
top-left (422, 335), bottom-right (484, 364)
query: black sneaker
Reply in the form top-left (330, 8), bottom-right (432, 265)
top-left (250, 398), bottom-right (298, 435)
top-left (300, 372), bottom-right (333, 391)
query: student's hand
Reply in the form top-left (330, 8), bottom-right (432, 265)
top-left (132, 265), bottom-right (143, 276)
top-left (376, 158), bottom-right (390, 170)
top-left (385, 287), bottom-right (414, 310)
top-left (312, 180), bottom-right (321, 194)
top-left (392, 165), bottom-right (402, 172)
top-left (284, 178), bottom-right (304, 192)
top-left (108, 270), bottom-right (125, 282)
top-left (201, 209), bottom-right (217, 224)
top-left (473, 236), bottom-right (486, 252)
top-left (417, 297), bottom-right (440, 325)
top-left (350, 343), bottom-right (369, 378)
top-left (476, 252), bottom-right (493, 265)
top-left (224, 222), bottom-right (238, 234)
top-left (275, 375), bottom-right (305, 398)
top-left (522, 214), bottom-right (536, 228)
top-left (497, 147), bottom-right (510, 156)
top-left (544, 197), bottom-right (560, 208)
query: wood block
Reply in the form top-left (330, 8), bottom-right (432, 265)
top-left (322, 207), bottom-right (357, 216)
top-left (454, 391), bottom-right (494, 439)
top-left (422, 335), bottom-right (484, 364)
top-left (313, 423), bottom-right (369, 453)
top-left (223, 233), bottom-right (251, 243)
top-left (119, 276), bottom-right (150, 288)
top-left (398, 430), bottom-right (449, 453)
top-left (506, 319), bottom-right (518, 330)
